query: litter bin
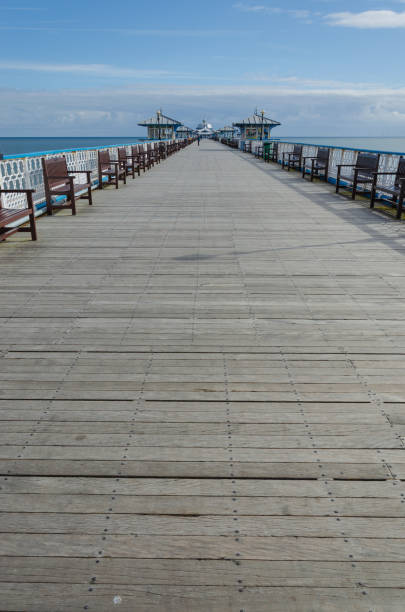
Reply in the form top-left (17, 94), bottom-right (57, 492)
top-left (263, 142), bottom-right (272, 162)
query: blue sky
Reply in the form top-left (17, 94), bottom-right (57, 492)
top-left (1, 0), bottom-right (405, 136)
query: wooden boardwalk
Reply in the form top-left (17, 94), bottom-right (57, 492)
top-left (0, 140), bottom-right (405, 611)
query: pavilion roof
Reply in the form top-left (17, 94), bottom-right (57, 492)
top-left (138, 112), bottom-right (182, 128)
top-left (233, 113), bottom-right (281, 128)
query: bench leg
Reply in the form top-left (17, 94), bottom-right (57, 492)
top-left (26, 193), bottom-right (37, 240)
top-left (397, 197), bottom-right (403, 220)
top-left (88, 186), bottom-right (93, 206)
top-left (46, 196), bottom-right (53, 216)
top-left (28, 211), bottom-right (37, 240)
top-left (70, 192), bottom-right (77, 215)
top-left (352, 180), bottom-right (357, 200)
top-left (370, 181), bottom-right (376, 209)
top-left (336, 170), bottom-right (341, 194)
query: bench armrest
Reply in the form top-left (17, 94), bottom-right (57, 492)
top-left (337, 164), bottom-right (356, 168)
top-left (371, 171), bottom-right (396, 176)
top-left (0, 188), bottom-right (35, 193)
top-left (68, 169), bottom-right (92, 175)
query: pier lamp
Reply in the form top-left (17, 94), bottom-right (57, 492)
top-left (260, 109), bottom-right (265, 141)
top-left (157, 109), bottom-right (161, 141)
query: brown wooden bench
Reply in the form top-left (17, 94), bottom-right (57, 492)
top-left (0, 189), bottom-right (37, 242)
top-left (336, 152), bottom-right (380, 199)
top-left (302, 148), bottom-right (330, 182)
top-left (282, 145), bottom-right (303, 171)
top-left (42, 156), bottom-right (93, 216)
top-left (132, 145), bottom-right (151, 172)
top-left (98, 150), bottom-right (126, 189)
top-left (118, 148), bottom-right (140, 179)
top-left (371, 157), bottom-right (405, 219)
top-left (158, 142), bottom-right (167, 160)
top-left (146, 144), bottom-right (156, 167)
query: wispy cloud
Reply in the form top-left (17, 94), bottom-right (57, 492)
top-left (326, 10), bottom-right (405, 28)
top-left (233, 3), bottom-right (310, 20)
top-left (2, 83), bottom-right (405, 137)
top-left (0, 25), bottom-right (248, 36)
top-left (233, 2), bottom-right (281, 14)
top-left (0, 61), bottom-right (181, 79)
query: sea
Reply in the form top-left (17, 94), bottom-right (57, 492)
top-left (1, 136), bottom-right (405, 156)
top-left (0, 137), bottom-right (147, 157)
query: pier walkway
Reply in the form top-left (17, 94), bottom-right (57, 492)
top-left (1, 140), bottom-right (405, 611)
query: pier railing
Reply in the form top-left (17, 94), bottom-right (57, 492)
top-left (0, 140), bottom-right (172, 212)
top-left (243, 139), bottom-right (404, 193)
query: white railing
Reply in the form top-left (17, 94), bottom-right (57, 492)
top-left (239, 139), bottom-right (403, 194)
top-left (0, 140), bottom-right (172, 211)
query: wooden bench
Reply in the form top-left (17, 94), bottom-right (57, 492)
top-left (282, 145), bottom-right (303, 171)
top-left (146, 144), bottom-right (156, 167)
top-left (118, 148), bottom-right (140, 179)
top-left (42, 156), bottom-right (93, 216)
top-left (158, 142), bottom-right (167, 160)
top-left (98, 150), bottom-right (126, 189)
top-left (336, 152), bottom-right (380, 199)
top-left (0, 189), bottom-right (37, 242)
top-left (371, 156), bottom-right (405, 219)
top-left (132, 145), bottom-right (150, 173)
top-left (302, 148), bottom-right (330, 182)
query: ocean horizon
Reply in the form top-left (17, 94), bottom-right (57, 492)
top-left (2, 136), bottom-right (405, 156)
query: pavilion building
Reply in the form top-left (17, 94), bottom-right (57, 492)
top-left (196, 119), bottom-right (214, 139)
top-left (176, 126), bottom-right (195, 139)
top-left (138, 110), bottom-right (182, 140)
top-left (217, 125), bottom-right (238, 139)
top-left (233, 111), bottom-right (281, 140)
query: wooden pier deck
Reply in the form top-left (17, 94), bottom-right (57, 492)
top-left (1, 140), bottom-right (405, 611)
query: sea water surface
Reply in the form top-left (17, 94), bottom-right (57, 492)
top-left (0, 137), bottom-right (147, 156)
top-left (2, 136), bottom-right (405, 157)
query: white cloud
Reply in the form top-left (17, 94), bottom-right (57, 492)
top-left (0, 61), bottom-right (179, 79)
top-left (233, 2), bottom-right (281, 13)
top-left (326, 10), bottom-right (405, 28)
top-left (2, 82), bottom-right (405, 137)
top-left (233, 3), bottom-right (309, 19)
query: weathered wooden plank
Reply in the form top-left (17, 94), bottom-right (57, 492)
top-left (1, 584), bottom-right (401, 612)
top-left (1, 557), bottom-right (405, 587)
top-left (1, 534), bottom-right (405, 560)
top-left (2, 476), bottom-right (402, 497)
top-left (0, 432), bottom-right (399, 448)
top-left (0, 458), bottom-right (390, 478)
top-left (1, 513), bottom-right (404, 537)
top-left (0, 494), bottom-right (403, 516)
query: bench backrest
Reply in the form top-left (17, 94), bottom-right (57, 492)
top-left (98, 150), bottom-right (111, 168)
top-left (293, 145), bottom-right (302, 156)
top-left (317, 148), bottom-right (329, 163)
top-left (395, 157), bottom-right (405, 188)
top-left (356, 152), bottom-right (379, 175)
top-left (118, 147), bottom-right (127, 161)
top-left (42, 156), bottom-right (69, 189)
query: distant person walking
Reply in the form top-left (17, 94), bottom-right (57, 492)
top-left (197, 135), bottom-right (201, 146)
